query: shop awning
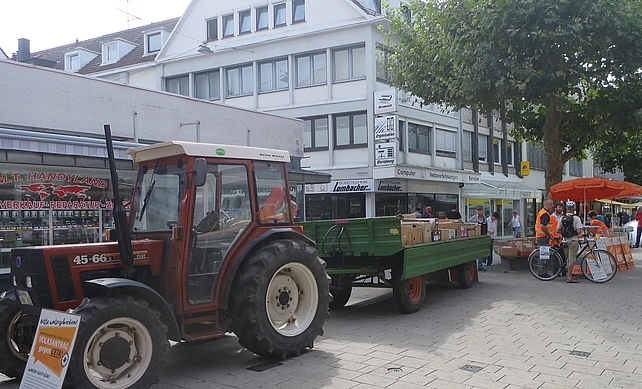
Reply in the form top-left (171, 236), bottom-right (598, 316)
top-left (462, 179), bottom-right (543, 199)
top-left (596, 199), bottom-right (638, 208)
top-left (288, 166), bottom-right (332, 185)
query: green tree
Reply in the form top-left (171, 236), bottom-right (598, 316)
top-left (385, 0), bottom-right (642, 193)
top-left (592, 113), bottom-right (642, 185)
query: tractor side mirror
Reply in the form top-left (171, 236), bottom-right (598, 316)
top-left (192, 158), bottom-right (207, 187)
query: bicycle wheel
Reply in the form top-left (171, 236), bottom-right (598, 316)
top-left (580, 249), bottom-right (617, 283)
top-left (528, 248), bottom-right (563, 281)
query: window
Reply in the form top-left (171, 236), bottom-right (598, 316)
top-left (296, 52), bottom-right (326, 86)
top-left (207, 18), bottom-right (218, 41)
top-left (223, 14), bottom-right (235, 38)
top-left (527, 143), bottom-right (546, 170)
top-left (436, 129), bottom-right (456, 157)
top-left (493, 138), bottom-right (501, 164)
top-left (239, 10), bottom-right (251, 34)
top-left (256, 162), bottom-right (290, 225)
top-left (334, 112), bottom-right (367, 148)
top-left (195, 70), bottom-right (220, 100)
top-left (293, 0), bottom-right (305, 23)
top-left (408, 123), bottom-right (430, 153)
top-left (66, 53), bottom-right (79, 71)
top-left (401, 3), bottom-right (412, 23)
top-left (462, 131), bottom-right (473, 162)
top-left (147, 32), bottom-right (162, 53)
top-left (478, 134), bottom-right (488, 162)
top-left (259, 58), bottom-right (288, 92)
top-left (274, 3), bottom-right (286, 27)
top-left (256, 6), bottom-right (268, 30)
top-left (165, 75), bottom-right (189, 96)
top-left (506, 141), bottom-right (514, 166)
top-left (303, 116), bottom-right (329, 150)
top-left (375, 45), bottom-right (391, 83)
top-left (226, 64), bottom-right (253, 97)
top-left (357, 0), bottom-right (381, 13)
top-left (332, 46), bottom-right (366, 82)
top-left (569, 159), bottom-right (583, 176)
top-left (106, 43), bottom-right (117, 63)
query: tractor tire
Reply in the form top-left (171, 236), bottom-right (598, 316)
top-left (329, 276), bottom-right (353, 309)
top-left (456, 261), bottom-right (475, 289)
top-left (0, 295), bottom-right (36, 378)
top-left (229, 239), bottom-right (330, 359)
top-left (66, 296), bottom-right (169, 389)
top-left (392, 275), bottom-right (426, 314)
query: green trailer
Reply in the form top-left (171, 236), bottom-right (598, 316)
top-left (297, 216), bottom-right (491, 314)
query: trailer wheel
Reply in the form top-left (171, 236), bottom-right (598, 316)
top-left (456, 261), bottom-right (476, 289)
top-left (0, 297), bottom-right (36, 378)
top-left (329, 276), bottom-right (353, 309)
top-left (230, 239), bottom-right (330, 359)
top-left (392, 276), bottom-right (426, 314)
top-left (67, 296), bottom-right (168, 389)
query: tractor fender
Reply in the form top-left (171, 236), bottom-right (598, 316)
top-left (219, 228), bottom-right (315, 310)
top-left (84, 278), bottom-right (180, 341)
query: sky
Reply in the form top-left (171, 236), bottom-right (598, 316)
top-left (1, 0), bottom-right (191, 55)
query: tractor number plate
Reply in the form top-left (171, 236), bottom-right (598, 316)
top-left (17, 290), bottom-right (33, 306)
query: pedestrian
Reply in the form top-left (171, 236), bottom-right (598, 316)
top-left (557, 201), bottom-right (584, 283)
top-left (595, 211), bottom-right (606, 224)
top-left (413, 207), bottom-right (422, 218)
top-left (588, 211), bottom-right (610, 237)
top-left (446, 205), bottom-right (462, 221)
top-left (552, 201), bottom-right (565, 224)
top-left (511, 211), bottom-right (521, 238)
top-left (421, 206), bottom-right (433, 218)
top-left (635, 206), bottom-right (642, 248)
top-left (485, 211), bottom-right (500, 266)
top-left (621, 211), bottom-right (630, 225)
top-left (535, 197), bottom-right (556, 248)
top-left (468, 205), bottom-right (488, 271)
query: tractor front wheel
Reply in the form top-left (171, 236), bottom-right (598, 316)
top-left (0, 295), bottom-right (36, 378)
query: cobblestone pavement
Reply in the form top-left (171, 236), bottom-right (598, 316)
top-left (2, 251), bottom-right (642, 388)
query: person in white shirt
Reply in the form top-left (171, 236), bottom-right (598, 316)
top-left (484, 212), bottom-right (500, 266)
top-left (511, 211), bottom-right (521, 238)
top-left (556, 201), bottom-right (584, 283)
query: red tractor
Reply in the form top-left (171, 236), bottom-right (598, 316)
top-left (0, 128), bottom-right (330, 388)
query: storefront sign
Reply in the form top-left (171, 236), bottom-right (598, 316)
top-left (375, 142), bottom-right (397, 166)
top-left (374, 89), bottom-right (397, 114)
top-left (374, 116), bottom-right (396, 140)
top-left (306, 179), bottom-right (374, 194)
top-left (20, 309), bottom-right (80, 389)
top-left (376, 180), bottom-right (406, 192)
top-left (0, 200), bottom-right (113, 210)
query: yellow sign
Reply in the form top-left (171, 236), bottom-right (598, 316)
top-left (520, 161), bottom-right (530, 176)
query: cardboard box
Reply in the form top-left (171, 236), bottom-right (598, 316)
top-left (412, 226), bottom-right (424, 245)
top-left (474, 224), bottom-right (482, 236)
top-left (401, 225), bottom-right (412, 246)
top-left (499, 246), bottom-right (518, 256)
top-left (517, 242), bottom-right (534, 254)
top-left (439, 229), bottom-right (457, 241)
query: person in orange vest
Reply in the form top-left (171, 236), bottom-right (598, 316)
top-left (535, 198), bottom-right (556, 247)
top-left (588, 211), bottom-right (610, 236)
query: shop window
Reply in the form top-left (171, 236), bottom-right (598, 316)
top-left (408, 122), bottom-right (430, 154)
top-left (165, 75), bottom-right (189, 96)
top-left (259, 58), bottom-right (288, 92)
top-left (302, 116), bottom-right (329, 150)
top-left (194, 69), bottom-right (220, 100)
top-left (332, 45), bottom-right (366, 82)
top-left (334, 112), bottom-right (367, 149)
top-left (296, 52), bottom-right (326, 87)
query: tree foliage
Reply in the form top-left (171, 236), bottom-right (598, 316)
top-left (385, 0), bottom-right (642, 192)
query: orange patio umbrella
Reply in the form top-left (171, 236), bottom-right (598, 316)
top-left (549, 177), bottom-right (642, 203)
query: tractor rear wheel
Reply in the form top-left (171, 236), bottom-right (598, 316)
top-left (0, 295), bottom-right (36, 378)
top-left (392, 275), bottom-right (426, 314)
top-left (456, 261), bottom-right (476, 289)
top-left (67, 296), bottom-right (168, 389)
top-left (229, 239), bottom-right (330, 359)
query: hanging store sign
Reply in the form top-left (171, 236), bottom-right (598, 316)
top-left (374, 116), bottom-right (396, 140)
top-left (374, 89), bottom-right (397, 114)
top-left (375, 142), bottom-right (397, 166)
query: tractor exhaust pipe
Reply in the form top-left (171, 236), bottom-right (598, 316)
top-left (104, 124), bottom-right (135, 279)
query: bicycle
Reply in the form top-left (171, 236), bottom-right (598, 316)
top-left (528, 232), bottom-right (618, 283)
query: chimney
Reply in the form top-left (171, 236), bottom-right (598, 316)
top-left (17, 38), bottom-right (31, 62)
